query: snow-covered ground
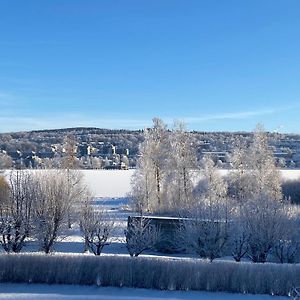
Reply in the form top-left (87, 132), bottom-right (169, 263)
top-left (0, 284), bottom-right (289, 300)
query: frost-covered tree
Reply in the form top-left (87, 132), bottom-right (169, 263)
top-left (228, 138), bottom-right (250, 202)
top-left (33, 170), bottom-right (87, 253)
top-left (228, 125), bottom-right (285, 262)
top-left (244, 197), bottom-right (287, 263)
top-left (125, 216), bottom-right (160, 257)
top-left (0, 171), bottom-right (35, 253)
top-left (131, 118), bottom-right (170, 212)
top-left (164, 121), bottom-right (197, 212)
top-left (131, 162), bottom-right (153, 214)
top-left (228, 138), bottom-right (250, 261)
top-left (80, 200), bottom-right (115, 255)
top-left (229, 125), bottom-right (282, 202)
top-left (246, 126), bottom-right (284, 261)
top-left (185, 156), bottom-right (229, 261)
top-left (247, 124), bottom-right (282, 201)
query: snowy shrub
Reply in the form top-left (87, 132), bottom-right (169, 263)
top-left (80, 200), bottom-right (115, 255)
top-left (0, 253), bottom-right (299, 296)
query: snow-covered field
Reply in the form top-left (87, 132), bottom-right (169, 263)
top-left (0, 284), bottom-right (289, 300)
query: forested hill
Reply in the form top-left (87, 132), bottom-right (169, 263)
top-left (0, 127), bottom-right (144, 155)
top-left (0, 127), bottom-right (300, 168)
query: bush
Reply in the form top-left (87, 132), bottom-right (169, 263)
top-left (0, 253), bottom-right (299, 296)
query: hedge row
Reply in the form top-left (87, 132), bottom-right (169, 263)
top-left (0, 253), bottom-right (299, 296)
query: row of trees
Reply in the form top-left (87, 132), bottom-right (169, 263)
top-left (0, 169), bottom-right (160, 257)
top-left (131, 118), bottom-right (197, 213)
top-left (131, 119), bottom-right (299, 263)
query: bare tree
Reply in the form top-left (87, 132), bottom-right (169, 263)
top-left (0, 171), bottom-right (35, 253)
top-left (80, 199), bottom-right (115, 255)
top-left (125, 215), bottom-right (160, 257)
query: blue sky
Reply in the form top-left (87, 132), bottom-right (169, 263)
top-left (1, 0), bottom-right (300, 133)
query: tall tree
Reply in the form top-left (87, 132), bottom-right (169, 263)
top-left (248, 124), bottom-right (282, 201)
top-left (229, 125), bottom-right (284, 263)
top-left (164, 122), bottom-right (197, 212)
top-left (185, 155), bottom-right (229, 261)
top-left (131, 118), bottom-right (169, 212)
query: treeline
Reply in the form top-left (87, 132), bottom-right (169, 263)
top-left (0, 170), bottom-right (117, 255)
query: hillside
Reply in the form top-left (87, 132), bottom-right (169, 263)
top-left (1, 127), bottom-right (300, 169)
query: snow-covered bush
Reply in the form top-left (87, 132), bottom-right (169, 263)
top-left (0, 253), bottom-right (299, 296)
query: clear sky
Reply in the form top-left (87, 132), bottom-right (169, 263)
top-left (1, 0), bottom-right (300, 133)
